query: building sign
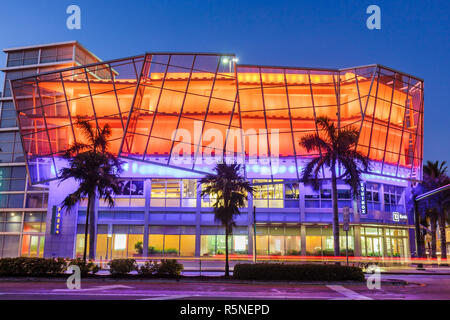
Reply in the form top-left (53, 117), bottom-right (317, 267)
top-left (51, 206), bottom-right (62, 235)
top-left (359, 182), bottom-right (367, 215)
top-left (392, 212), bottom-right (408, 222)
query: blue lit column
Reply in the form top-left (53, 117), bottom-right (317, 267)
top-left (247, 190), bottom-right (254, 260)
top-left (143, 179), bottom-right (151, 258)
top-left (299, 182), bottom-right (307, 255)
top-left (195, 183), bottom-right (202, 257)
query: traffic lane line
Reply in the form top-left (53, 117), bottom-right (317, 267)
top-left (326, 285), bottom-right (373, 300)
top-left (0, 289), bottom-right (347, 300)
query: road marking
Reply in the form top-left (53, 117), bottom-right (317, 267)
top-left (326, 285), bottom-right (373, 300)
top-left (271, 289), bottom-right (282, 294)
top-left (0, 291), bottom-right (336, 299)
top-left (52, 284), bottom-right (133, 292)
top-left (139, 295), bottom-right (192, 300)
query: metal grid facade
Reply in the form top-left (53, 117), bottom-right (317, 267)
top-left (10, 53), bottom-right (424, 184)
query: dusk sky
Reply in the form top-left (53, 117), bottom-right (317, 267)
top-left (0, 0), bottom-right (448, 166)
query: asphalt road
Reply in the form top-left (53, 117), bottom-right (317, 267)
top-left (0, 274), bottom-right (449, 300)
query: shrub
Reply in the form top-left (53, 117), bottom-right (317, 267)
top-left (164, 248), bottom-right (178, 255)
top-left (233, 263), bottom-right (364, 282)
top-left (137, 259), bottom-right (183, 277)
top-left (138, 260), bottom-right (159, 276)
top-left (68, 258), bottom-right (100, 276)
top-left (134, 242), bottom-right (143, 254)
top-left (156, 259), bottom-right (184, 277)
top-left (0, 257), bottom-right (67, 277)
top-left (107, 259), bottom-right (137, 276)
top-left (314, 249), bottom-right (355, 257)
top-left (148, 246), bottom-right (162, 254)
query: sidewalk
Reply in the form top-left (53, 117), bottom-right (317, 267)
top-left (380, 266), bottom-right (450, 275)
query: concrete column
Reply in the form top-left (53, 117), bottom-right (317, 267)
top-left (299, 182), bottom-right (306, 222)
top-left (247, 189), bottom-right (254, 259)
top-left (352, 199), bottom-right (360, 223)
top-left (143, 179), bottom-right (151, 258)
top-left (299, 182), bottom-right (307, 255)
top-left (354, 225), bottom-right (362, 257)
top-left (44, 179), bottom-right (79, 258)
top-left (301, 224), bottom-right (307, 256)
top-left (92, 194), bottom-right (99, 260)
top-left (195, 183), bottom-right (202, 257)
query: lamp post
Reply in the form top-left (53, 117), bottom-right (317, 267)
top-left (221, 56), bottom-right (239, 73)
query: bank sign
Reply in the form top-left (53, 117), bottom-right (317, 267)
top-left (392, 212), bottom-right (408, 222)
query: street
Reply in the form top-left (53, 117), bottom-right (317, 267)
top-left (0, 274), bottom-right (449, 300)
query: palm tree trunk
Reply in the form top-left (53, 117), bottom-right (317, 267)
top-left (439, 205), bottom-right (448, 261)
top-left (430, 214), bottom-right (437, 259)
top-left (331, 165), bottom-right (340, 257)
top-left (83, 196), bottom-right (91, 262)
top-left (225, 227), bottom-right (230, 278)
top-left (88, 190), bottom-right (97, 261)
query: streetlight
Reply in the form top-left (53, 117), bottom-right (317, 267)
top-left (222, 56), bottom-right (239, 73)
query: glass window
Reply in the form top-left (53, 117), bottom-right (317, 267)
top-left (0, 101), bottom-right (18, 127)
top-left (23, 212), bottom-right (46, 233)
top-left (366, 183), bottom-right (381, 211)
top-left (284, 183), bottom-right (299, 208)
top-left (305, 184), bottom-right (334, 208)
top-left (7, 49), bottom-right (39, 67)
top-left (253, 179), bottom-right (283, 208)
top-left (0, 235), bottom-right (20, 257)
top-left (100, 179), bottom-right (145, 207)
top-left (152, 179), bottom-right (196, 207)
top-left (2, 194), bottom-right (24, 208)
top-left (40, 45), bottom-right (73, 63)
top-left (383, 184), bottom-right (405, 213)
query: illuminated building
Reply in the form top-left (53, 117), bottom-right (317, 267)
top-left (1, 42), bottom-right (424, 259)
top-left (0, 41), bottom-right (103, 257)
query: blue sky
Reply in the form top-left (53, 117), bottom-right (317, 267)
top-left (0, 0), bottom-right (449, 166)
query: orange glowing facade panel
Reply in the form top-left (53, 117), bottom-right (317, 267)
top-left (10, 53), bottom-right (423, 184)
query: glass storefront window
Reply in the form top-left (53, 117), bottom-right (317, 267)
top-left (21, 235), bottom-right (45, 257)
top-left (200, 227), bottom-right (248, 256)
top-left (148, 234), bottom-right (164, 254)
top-left (384, 227), bottom-right (409, 257)
top-left (255, 226), bottom-right (301, 256)
top-left (180, 235), bottom-right (196, 256)
top-left (306, 226), bottom-right (354, 255)
top-left (0, 235), bottom-right (20, 257)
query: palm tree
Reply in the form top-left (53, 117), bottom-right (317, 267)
top-left (300, 116), bottom-right (369, 256)
top-left (421, 160), bottom-right (450, 260)
top-left (200, 162), bottom-right (253, 277)
top-left (59, 117), bottom-right (122, 262)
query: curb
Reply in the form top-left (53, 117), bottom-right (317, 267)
top-left (380, 272), bottom-right (450, 276)
top-left (0, 276), bottom-right (408, 286)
